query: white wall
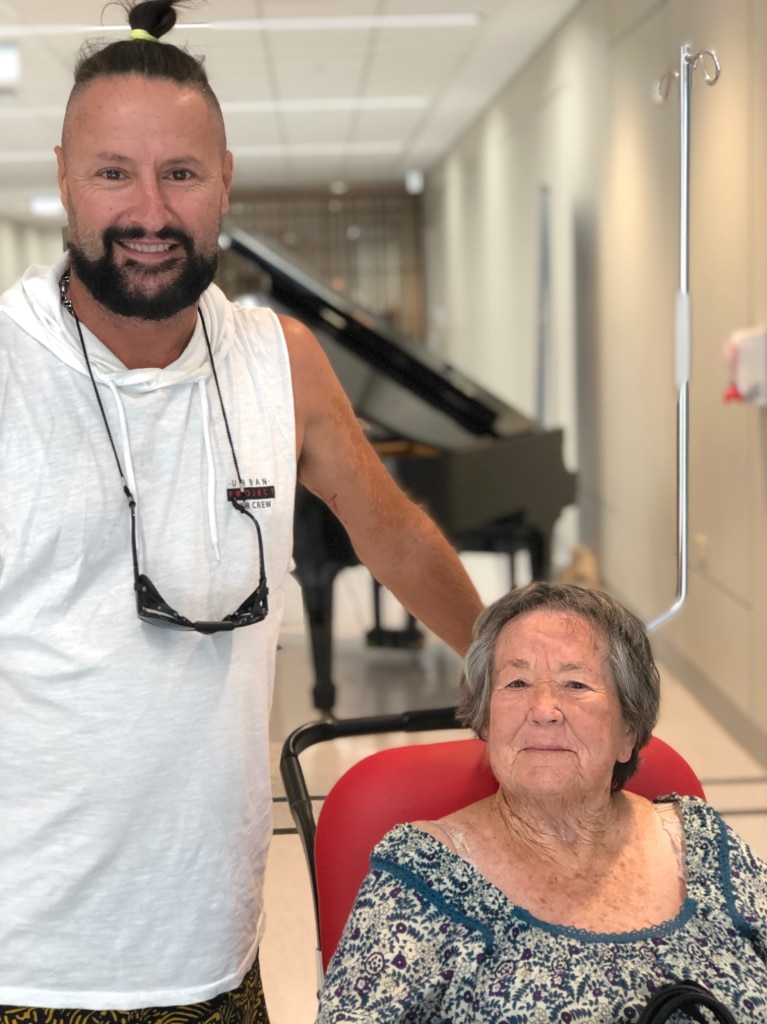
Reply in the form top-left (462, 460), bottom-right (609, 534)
top-left (423, 0), bottom-right (767, 743)
top-left (0, 219), bottom-right (65, 292)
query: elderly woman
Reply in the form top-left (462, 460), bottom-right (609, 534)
top-left (315, 583), bottom-right (767, 1022)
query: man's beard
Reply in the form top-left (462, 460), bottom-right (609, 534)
top-left (67, 225), bottom-right (219, 321)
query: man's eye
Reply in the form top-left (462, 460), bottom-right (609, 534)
top-left (169, 169), bottom-right (193, 181)
top-left (102, 169), bottom-right (123, 180)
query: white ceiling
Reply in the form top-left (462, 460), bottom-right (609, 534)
top-left (0, 0), bottom-right (580, 220)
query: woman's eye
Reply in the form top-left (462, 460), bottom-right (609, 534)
top-left (566, 680), bottom-right (587, 690)
top-left (505, 678), bottom-right (527, 689)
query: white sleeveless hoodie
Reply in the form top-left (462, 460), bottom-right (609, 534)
top-left (0, 258), bottom-right (296, 1008)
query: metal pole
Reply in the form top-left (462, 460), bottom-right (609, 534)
top-left (648, 43), bottom-right (693, 632)
top-left (535, 185), bottom-right (551, 425)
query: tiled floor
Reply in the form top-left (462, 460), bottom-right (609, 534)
top-left (261, 558), bottom-right (767, 1024)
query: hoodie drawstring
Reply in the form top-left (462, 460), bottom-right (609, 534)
top-left (100, 378), bottom-right (220, 565)
top-left (197, 378), bottom-right (221, 562)
top-left (105, 381), bottom-right (138, 499)
top-left (63, 287), bottom-right (229, 567)
top-left (103, 378), bottom-right (222, 565)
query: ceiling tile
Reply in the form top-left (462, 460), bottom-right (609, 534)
top-left (0, 0), bottom-right (581, 207)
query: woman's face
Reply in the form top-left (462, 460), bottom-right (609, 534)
top-left (486, 609), bottom-right (634, 801)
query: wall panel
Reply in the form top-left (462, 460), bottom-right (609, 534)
top-left (423, 0), bottom-right (767, 740)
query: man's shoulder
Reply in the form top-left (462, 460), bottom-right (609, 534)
top-left (224, 296), bottom-right (284, 339)
top-left (0, 262), bottom-right (63, 330)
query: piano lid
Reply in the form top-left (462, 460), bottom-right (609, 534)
top-left (221, 228), bottom-right (537, 450)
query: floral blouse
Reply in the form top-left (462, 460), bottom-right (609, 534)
top-left (316, 796), bottom-right (767, 1022)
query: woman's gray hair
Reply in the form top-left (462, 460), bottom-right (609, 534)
top-left (458, 582), bottom-right (660, 790)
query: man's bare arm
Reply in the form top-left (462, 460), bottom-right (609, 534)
top-left (281, 314), bottom-right (483, 655)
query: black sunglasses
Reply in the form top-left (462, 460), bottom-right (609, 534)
top-left (65, 285), bottom-right (270, 636)
top-left (128, 491), bottom-right (269, 634)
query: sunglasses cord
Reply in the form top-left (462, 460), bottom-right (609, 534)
top-left (60, 272), bottom-right (265, 581)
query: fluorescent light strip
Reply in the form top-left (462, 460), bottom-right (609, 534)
top-left (0, 150), bottom-right (56, 163)
top-left (0, 24), bottom-right (124, 38)
top-left (200, 15), bottom-right (481, 30)
top-left (0, 141), bottom-right (402, 162)
top-left (0, 13), bottom-right (480, 39)
top-left (0, 105), bottom-right (63, 118)
top-left (233, 141), bottom-right (402, 158)
top-left (0, 96), bottom-right (428, 119)
top-left (222, 96), bottom-right (429, 114)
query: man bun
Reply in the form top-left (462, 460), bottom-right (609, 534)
top-left (63, 0), bottom-right (226, 151)
top-left (126, 0), bottom-right (188, 41)
top-left (70, 0), bottom-right (215, 104)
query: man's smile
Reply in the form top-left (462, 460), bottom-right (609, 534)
top-left (120, 240), bottom-right (176, 254)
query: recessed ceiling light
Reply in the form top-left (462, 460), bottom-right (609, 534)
top-left (405, 169), bottom-right (425, 195)
top-left (29, 195), bottom-right (64, 217)
top-left (0, 42), bottom-right (20, 89)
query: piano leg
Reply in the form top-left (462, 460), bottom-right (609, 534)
top-left (526, 529), bottom-right (548, 582)
top-left (366, 579), bottom-right (424, 649)
top-left (296, 567), bottom-right (340, 713)
top-left (293, 486), bottom-right (359, 713)
top-left (454, 516), bottom-right (551, 588)
top-left (493, 526), bottom-right (547, 586)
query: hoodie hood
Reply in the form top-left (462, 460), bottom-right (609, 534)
top-left (0, 255), bottom-right (235, 393)
top-left (0, 256), bottom-right (243, 561)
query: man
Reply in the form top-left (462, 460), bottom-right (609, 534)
top-left (0, 2), bottom-right (483, 1021)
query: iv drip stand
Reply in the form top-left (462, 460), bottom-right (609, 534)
top-left (647, 44), bottom-right (720, 632)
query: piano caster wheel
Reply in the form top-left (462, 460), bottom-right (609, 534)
top-left (312, 680), bottom-right (336, 715)
top-left (365, 625), bottom-right (425, 650)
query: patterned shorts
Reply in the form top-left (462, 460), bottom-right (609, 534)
top-left (0, 956), bottom-right (269, 1024)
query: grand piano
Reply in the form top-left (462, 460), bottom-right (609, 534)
top-left (220, 229), bottom-right (577, 712)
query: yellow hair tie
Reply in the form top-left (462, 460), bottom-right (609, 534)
top-left (130, 28), bottom-right (159, 43)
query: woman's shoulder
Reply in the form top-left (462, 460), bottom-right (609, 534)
top-left (410, 796), bottom-right (497, 854)
top-left (372, 820), bottom-right (464, 865)
top-left (661, 795), bottom-right (767, 886)
top-left (662, 793), bottom-right (724, 835)
top-left (370, 805), bottom-right (499, 903)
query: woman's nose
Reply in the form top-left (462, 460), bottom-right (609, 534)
top-left (527, 683), bottom-right (563, 723)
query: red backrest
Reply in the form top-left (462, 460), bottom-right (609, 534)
top-left (313, 734), bottom-right (704, 970)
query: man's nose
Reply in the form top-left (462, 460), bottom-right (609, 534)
top-left (131, 178), bottom-right (172, 231)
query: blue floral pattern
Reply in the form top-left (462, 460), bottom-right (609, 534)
top-left (316, 797), bottom-right (767, 1022)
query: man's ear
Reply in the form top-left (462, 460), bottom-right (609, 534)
top-left (55, 146), bottom-right (69, 212)
top-left (220, 150), bottom-right (233, 216)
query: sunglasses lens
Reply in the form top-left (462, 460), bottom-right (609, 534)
top-left (136, 574), bottom-right (195, 630)
top-left (224, 581), bottom-right (269, 627)
top-left (136, 575), bottom-right (268, 634)
top-left (133, 502), bottom-right (268, 634)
